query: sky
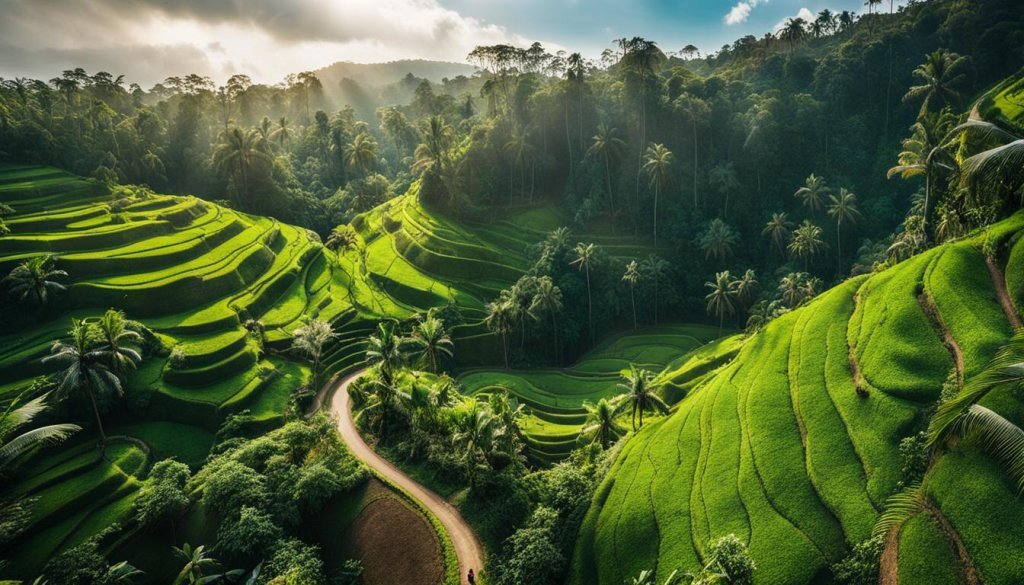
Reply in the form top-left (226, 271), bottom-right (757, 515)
top-left (0, 0), bottom-right (895, 87)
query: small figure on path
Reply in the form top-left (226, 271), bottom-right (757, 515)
top-left (467, 568), bottom-right (476, 584)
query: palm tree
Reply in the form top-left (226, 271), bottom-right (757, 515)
top-left (779, 18), bottom-right (809, 52)
top-left (212, 126), bottom-right (270, 209)
top-left (762, 212), bottom-right (794, 255)
top-left (580, 397), bottom-right (625, 448)
top-left (325, 225), bottom-right (360, 297)
top-left (903, 50), bottom-right (967, 116)
top-left (409, 312), bottom-right (453, 373)
top-left (504, 126), bottom-right (537, 202)
top-left (827, 188), bottom-right (862, 275)
top-left (453, 405), bottom-right (496, 489)
top-left (2, 255), bottom-right (67, 306)
top-left (887, 111), bottom-right (954, 232)
top-left (950, 117), bottom-right (1024, 202)
top-left (698, 218), bottom-right (740, 264)
top-left (173, 543), bottom-right (229, 585)
top-left (622, 260), bottom-right (641, 329)
top-left (43, 319), bottom-right (122, 455)
top-left (344, 131), bottom-right (379, 177)
top-left (620, 365), bottom-right (668, 431)
top-left (365, 321), bottom-right (406, 384)
top-left (571, 242), bottom-right (598, 345)
top-left (733, 269), bottom-right (759, 307)
top-left (291, 319), bottom-right (336, 391)
top-left (927, 332), bottom-right (1024, 493)
top-left (642, 143), bottom-right (673, 248)
top-left (789, 220), bottom-right (827, 271)
top-left (864, 0), bottom-right (883, 15)
top-left (640, 254), bottom-right (670, 325)
top-left (95, 309), bottom-right (143, 375)
top-left (0, 391), bottom-right (80, 470)
top-left (705, 271), bottom-right (737, 336)
top-left (588, 124), bottom-right (626, 208)
top-left (674, 95), bottom-right (709, 208)
top-left (485, 300), bottom-right (515, 368)
top-left (794, 174), bottom-right (831, 214)
top-left (270, 116), bottom-right (292, 149)
top-left (528, 276), bottom-right (563, 361)
top-left (412, 115), bottom-right (454, 177)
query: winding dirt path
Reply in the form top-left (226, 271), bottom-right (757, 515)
top-left (985, 255), bottom-right (1023, 331)
top-left (314, 369), bottom-right (486, 585)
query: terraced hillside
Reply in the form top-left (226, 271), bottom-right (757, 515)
top-left (570, 213), bottom-right (1024, 585)
top-left (459, 325), bottom-right (736, 463)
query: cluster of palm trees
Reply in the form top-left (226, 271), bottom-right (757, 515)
top-left (579, 364), bottom-right (671, 452)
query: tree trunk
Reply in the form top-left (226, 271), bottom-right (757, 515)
top-left (87, 388), bottom-right (107, 457)
top-left (837, 221), bottom-right (843, 276)
top-left (631, 284), bottom-right (637, 329)
top-left (653, 185), bottom-right (659, 249)
top-left (586, 266), bottom-right (594, 345)
top-left (693, 119), bottom-right (699, 208)
top-left (565, 97), bottom-right (574, 177)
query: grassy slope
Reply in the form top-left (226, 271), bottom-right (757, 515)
top-left (570, 213), bottom-right (1024, 585)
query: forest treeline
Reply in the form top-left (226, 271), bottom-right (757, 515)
top-left (1, 0), bottom-right (1022, 339)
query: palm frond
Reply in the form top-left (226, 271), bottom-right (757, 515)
top-left (0, 423), bottom-right (81, 466)
top-left (950, 119), bottom-right (1021, 144)
top-left (871, 482), bottom-right (925, 539)
top-left (949, 405), bottom-right (1024, 493)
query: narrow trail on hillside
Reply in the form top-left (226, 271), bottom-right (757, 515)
top-left (985, 255), bottom-right (1023, 330)
top-left (916, 291), bottom-right (965, 387)
top-left (312, 369), bottom-right (486, 585)
top-left (879, 527), bottom-right (900, 585)
top-left (923, 501), bottom-right (982, 585)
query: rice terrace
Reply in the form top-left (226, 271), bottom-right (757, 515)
top-left (1, 0), bottom-right (1024, 584)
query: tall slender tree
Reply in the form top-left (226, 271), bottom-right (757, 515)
top-left (571, 242), bottom-right (599, 345)
top-left (827, 188), bottom-right (862, 275)
top-left (642, 143), bottom-right (673, 247)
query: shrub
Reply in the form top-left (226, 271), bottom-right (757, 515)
top-left (262, 537), bottom-right (326, 585)
top-left (169, 346), bottom-right (187, 369)
top-left (492, 506), bottom-right (566, 585)
top-left (898, 432), bottom-right (930, 486)
top-left (216, 505), bottom-right (282, 557)
top-left (134, 459), bottom-right (190, 528)
top-left (832, 534), bottom-right (884, 585)
top-left (705, 534), bottom-right (756, 585)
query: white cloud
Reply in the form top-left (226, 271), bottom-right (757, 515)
top-left (773, 7), bottom-right (815, 32)
top-left (0, 0), bottom-right (534, 86)
top-left (724, 0), bottom-right (767, 26)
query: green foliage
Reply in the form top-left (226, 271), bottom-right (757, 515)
top-left (134, 459), bottom-right (190, 527)
top-left (832, 534), bottom-right (884, 585)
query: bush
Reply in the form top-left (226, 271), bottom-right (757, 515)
top-left (492, 506), bottom-right (566, 585)
top-left (705, 534), bottom-right (756, 585)
top-left (832, 534), bottom-right (884, 585)
top-left (134, 459), bottom-right (190, 528)
top-left (216, 505), bottom-right (282, 557)
top-left (262, 537), bottom-right (326, 585)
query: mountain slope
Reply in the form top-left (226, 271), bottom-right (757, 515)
top-left (570, 213), bottom-right (1024, 585)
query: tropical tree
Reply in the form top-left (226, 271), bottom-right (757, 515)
top-left (927, 331), bottom-right (1024, 493)
top-left (588, 123), bottom-right (626, 208)
top-left (826, 188), bottom-right (862, 275)
top-left (698, 218), bottom-right (740, 263)
top-left (505, 126), bottom-right (537, 202)
top-left (864, 0), bottom-right (883, 15)
top-left (903, 50), bottom-right (968, 116)
top-left (343, 131), bottom-right (379, 177)
top-left (270, 116), bottom-right (292, 149)
top-left (788, 220), bottom-right (827, 271)
top-left (887, 110), bottom-right (954, 232)
top-left (528, 276), bottom-right (563, 360)
top-left (453, 404), bottom-right (496, 489)
top-left (485, 300), bottom-right (515, 368)
top-left (43, 319), bottom-right (122, 454)
top-left (173, 543), bottom-right (237, 585)
top-left (95, 309), bottom-right (143, 375)
top-left (570, 242), bottom-right (598, 345)
top-left (212, 126), bottom-right (270, 209)
top-left (705, 271), bottom-right (737, 335)
top-left (409, 311), bottom-right (453, 373)
top-left (291, 319), bottom-right (336, 392)
top-left (762, 212), bottom-right (794, 255)
top-left (0, 391), bottom-right (80, 470)
top-left (794, 174), bottom-right (830, 214)
top-left (580, 397), bottom-right (626, 448)
top-left (642, 143), bottom-right (673, 247)
top-left (779, 18), bottom-right (809, 51)
top-left (733, 269), bottom-right (759, 307)
top-left (622, 260), bottom-right (641, 329)
top-left (365, 321), bottom-right (406, 384)
top-left (640, 254), bottom-right (670, 325)
top-left (2, 255), bottom-right (67, 306)
top-left (620, 365), bottom-right (668, 431)
top-left (951, 117), bottom-right (1024, 203)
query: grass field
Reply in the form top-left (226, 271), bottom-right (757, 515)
top-left (569, 212), bottom-right (1024, 585)
top-left (458, 325), bottom-right (727, 462)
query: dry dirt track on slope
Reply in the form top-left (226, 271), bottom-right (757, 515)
top-left (314, 369), bottom-right (486, 585)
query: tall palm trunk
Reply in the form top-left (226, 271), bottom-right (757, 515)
top-left (653, 184), bottom-right (659, 249)
top-left (87, 387), bottom-right (107, 457)
top-left (836, 221), bottom-right (843, 276)
top-left (692, 118), bottom-right (699, 209)
top-left (565, 96), bottom-right (574, 176)
top-left (585, 265), bottom-right (594, 345)
top-left (630, 283), bottom-right (637, 329)
top-left (550, 312), bottom-right (559, 364)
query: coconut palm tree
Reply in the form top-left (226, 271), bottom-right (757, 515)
top-left (291, 319), bottom-right (336, 391)
top-left (674, 95), bottom-right (710, 208)
top-left (212, 126), bottom-right (270, 209)
top-left (344, 131), bottom-right (379, 177)
top-left (794, 174), bottom-right (831, 214)
top-left (43, 319), bottom-right (122, 455)
top-left (270, 116), bottom-right (292, 149)
top-left (705, 271), bottom-right (737, 336)
top-left (2, 255), bottom-right (67, 306)
top-left (864, 0), bottom-right (883, 14)
top-left (95, 309), bottom-right (143, 375)
top-left (0, 392), bottom-right (80, 470)
top-left (762, 212), bottom-right (794, 255)
top-left (887, 110), bottom-right (954, 232)
top-left (453, 404), bottom-right (496, 489)
top-left (365, 321), bottom-right (406, 384)
top-left (528, 276), bottom-right (563, 361)
top-left (642, 143), bottom-right (673, 248)
top-left (779, 18), bottom-right (809, 52)
top-left (903, 50), bottom-right (968, 116)
top-left (504, 126), bottom-right (537, 202)
top-left (622, 260), bottom-right (641, 329)
top-left (580, 397), bottom-right (626, 448)
top-left (588, 123), bottom-right (626, 208)
top-left (640, 254), bottom-right (670, 325)
top-left (928, 331), bottom-right (1024, 493)
top-left (827, 188), bottom-right (862, 275)
top-left (571, 242), bottom-right (598, 345)
top-left (733, 269), bottom-right (759, 307)
top-left (950, 117), bottom-right (1024, 202)
top-left (698, 219), bottom-right (740, 264)
top-left (409, 311), bottom-right (453, 373)
top-left (412, 115), bottom-right (454, 177)
top-left (485, 300), bottom-right (515, 368)
top-left (620, 365), bottom-right (668, 431)
top-left (173, 543), bottom-right (239, 585)
top-left (788, 220), bottom-right (827, 271)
